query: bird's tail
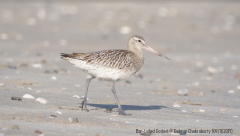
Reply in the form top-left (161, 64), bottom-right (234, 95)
top-left (60, 52), bottom-right (89, 60)
top-left (60, 53), bottom-right (70, 60)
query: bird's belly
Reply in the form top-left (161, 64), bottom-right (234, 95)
top-left (88, 66), bottom-right (136, 81)
top-left (68, 59), bottom-right (137, 81)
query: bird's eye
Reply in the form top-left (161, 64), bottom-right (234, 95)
top-left (138, 40), bottom-right (141, 42)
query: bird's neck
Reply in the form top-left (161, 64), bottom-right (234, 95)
top-left (128, 45), bottom-right (144, 61)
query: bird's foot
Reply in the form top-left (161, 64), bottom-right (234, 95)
top-left (118, 108), bottom-right (131, 116)
top-left (80, 98), bottom-right (89, 112)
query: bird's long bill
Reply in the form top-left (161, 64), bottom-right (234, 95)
top-left (144, 45), bottom-right (171, 60)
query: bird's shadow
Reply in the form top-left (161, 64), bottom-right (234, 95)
top-left (85, 103), bottom-right (176, 111)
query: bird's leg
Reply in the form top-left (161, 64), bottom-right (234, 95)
top-left (111, 80), bottom-right (131, 116)
top-left (81, 76), bottom-right (94, 111)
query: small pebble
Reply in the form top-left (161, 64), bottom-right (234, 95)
top-left (232, 116), bottom-right (238, 118)
top-left (50, 115), bottom-right (57, 118)
top-left (178, 89), bottom-right (188, 96)
top-left (221, 109), bottom-right (226, 111)
top-left (228, 90), bottom-right (235, 94)
top-left (51, 76), bottom-right (57, 80)
top-left (199, 109), bottom-right (206, 112)
top-left (173, 103), bottom-right (181, 108)
top-left (181, 110), bottom-right (188, 112)
top-left (41, 59), bottom-right (47, 64)
top-left (73, 95), bottom-right (80, 98)
top-left (37, 9), bottom-right (46, 19)
top-left (68, 118), bottom-right (73, 123)
top-left (22, 94), bottom-right (35, 99)
top-left (237, 85), bottom-right (240, 90)
top-left (36, 98), bottom-right (48, 104)
top-left (0, 83), bottom-right (4, 87)
top-left (192, 82), bottom-right (199, 86)
top-left (119, 26), bottom-right (131, 34)
top-left (55, 111), bottom-right (62, 114)
top-left (11, 97), bottom-right (22, 101)
top-left (9, 66), bottom-right (17, 70)
top-left (53, 70), bottom-right (58, 73)
top-left (35, 130), bottom-right (42, 134)
top-left (231, 65), bottom-right (238, 70)
top-left (75, 84), bottom-right (81, 87)
top-left (31, 63), bottom-right (42, 68)
top-left (1, 33), bottom-right (8, 40)
top-left (207, 66), bottom-right (218, 73)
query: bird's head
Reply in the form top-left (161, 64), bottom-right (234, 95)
top-left (128, 35), bottom-right (171, 60)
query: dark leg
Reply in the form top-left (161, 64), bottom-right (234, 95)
top-left (81, 76), bottom-right (95, 111)
top-left (111, 80), bottom-right (131, 116)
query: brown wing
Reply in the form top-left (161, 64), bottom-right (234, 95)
top-left (82, 50), bottom-right (134, 69)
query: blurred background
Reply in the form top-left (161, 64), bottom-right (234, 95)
top-left (1, 0), bottom-right (239, 54)
top-left (1, 0), bottom-right (240, 87)
top-left (0, 0), bottom-right (240, 135)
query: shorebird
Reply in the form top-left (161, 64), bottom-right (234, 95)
top-left (61, 35), bottom-right (170, 116)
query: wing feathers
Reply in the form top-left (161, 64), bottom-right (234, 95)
top-left (61, 50), bottom-right (134, 69)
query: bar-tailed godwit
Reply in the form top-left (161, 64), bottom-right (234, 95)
top-left (61, 35), bottom-right (170, 115)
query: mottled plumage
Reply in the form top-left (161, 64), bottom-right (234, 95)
top-left (62, 50), bottom-right (133, 69)
top-left (60, 35), bottom-right (170, 115)
top-left (61, 49), bottom-right (144, 81)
